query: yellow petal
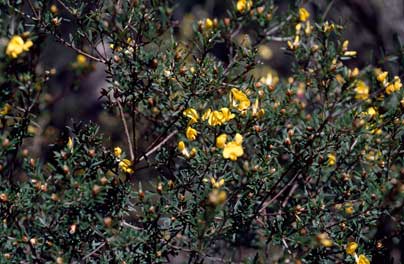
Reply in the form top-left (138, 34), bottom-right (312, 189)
top-left (216, 134), bottom-right (227, 149)
top-left (345, 242), bottom-right (358, 255)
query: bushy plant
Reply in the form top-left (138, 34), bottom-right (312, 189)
top-left (0, 0), bottom-right (403, 263)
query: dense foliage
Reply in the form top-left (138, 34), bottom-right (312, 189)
top-left (0, 0), bottom-right (403, 263)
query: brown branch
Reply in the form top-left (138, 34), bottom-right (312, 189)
top-left (117, 100), bottom-right (135, 161)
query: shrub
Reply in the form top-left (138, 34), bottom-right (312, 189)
top-left (0, 0), bottom-right (403, 263)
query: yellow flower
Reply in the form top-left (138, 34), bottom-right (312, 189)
top-left (236, 0), bottom-right (253, 13)
top-left (252, 98), bottom-right (265, 118)
top-left (260, 71), bottom-right (279, 88)
top-left (6, 35), bottom-right (33, 58)
top-left (299, 7), bottom-right (310, 22)
top-left (223, 133), bottom-right (244, 161)
top-left (208, 189), bottom-right (227, 205)
top-left (178, 141), bottom-right (186, 151)
top-left (220, 107), bottom-right (235, 122)
top-left (355, 81), bottom-right (369, 101)
top-left (316, 233), bottom-right (333, 247)
top-left (202, 108), bottom-right (211, 121)
top-left (50, 4), bottom-right (58, 14)
top-left (327, 153), bottom-right (336, 166)
top-left (183, 108), bottom-right (199, 125)
top-left (76, 54), bottom-right (87, 66)
top-left (114, 147), bottom-right (122, 157)
top-left (345, 242), bottom-right (358, 255)
top-left (376, 70), bottom-right (388, 83)
top-left (208, 110), bottom-right (224, 126)
top-left (385, 76), bottom-right (402, 95)
top-left (366, 107), bottom-right (377, 118)
top-left (322, 21), bottom-right (335, 33)
top-left (210, 178), bottom-right (225, 188)
top-left (186, 126), bottom-right (198, 141)
top-left (204, 18), bottom-right (214, 30)
top-left (357, 254), bottom-right (370, 264)
top-left (230, 88), bottom-right (251, 112)
top-left (67, 137), bottom-right (74, 150)
top-left (216, 134), bottom-right (227, 149)
top-left (0, 104), bottom-right (11, 116)
top-left (119, 159), bottom-right (134, 174)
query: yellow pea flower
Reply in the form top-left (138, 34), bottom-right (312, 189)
top-left (386, 76), bottom-right (402, 95)
top-left (230, 88), bottom-right (251, 112)
top-left (327, 153), bottom-right (336, 166)
top-left (216, 134), bottom-right (227, 149)
top-left (208, 110), bottom-right (225, 126)
top-left (355, 81), bottom-right (369, 101)
top-left (346, 242), bottom-right (358, 255)
top-left (67, 137), bottom-right (74, 150)
top-left (76, 54), bottom-right (87, 66)
top-left (376, 71), bottom-right (388, 83)
top-left (299, 7), bottom-right (310, 22)
top-left (366, 107), bottom-right (377, 118)
top-left (220, 107), bottom-right (235, 122)
top-left (114, 147), bottom-right (122, 157)
top-left (202, 108), bottom-right (212, 121)
top-left (6, 35), bottom-right (33, 58)
top-left (208, 189), bottom-right (227, 205)
top-left (252, 98), bottom-right (265, 118)
top-left (183, 108), bottom-right (199, 125)
top-left (186, 126), bottom-right (198, 141)
top-left (119, 159), bottom-right (134, 174)
top-left (316, 233), bottom-right (333, 247)
top-left (178, 141), bottom-right (186, 151)
top-left (204, 18), bottom-right (214, 30)
top-left (357, 254), bottom-right (370, 264)
top-left (210, 178), bottom-right (225, 188)
top-left (236, 0), bottom-right (252, 13)
top-left (0, 104), bottom-right (11, 116)
top-left (222, 133), bottom-right (244, 161)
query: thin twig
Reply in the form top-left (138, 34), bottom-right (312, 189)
top-left (82, 242), bottom-right (105, 260)
top-left (117, 100), bottom-right (135, 161)
top-left (138, 130), bottom-right (178, 162)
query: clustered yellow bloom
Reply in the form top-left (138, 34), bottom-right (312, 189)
top-left (342, 40), bottom-right (357, 57)
top-left (203, 107), bottom-right (235, 126)
top-left (354, 81), bottom-right (369, 101)
top-left (76, 54), bottom-right (87, 66)
top-left (177, 140), bottom-right (197, 159)
top-left (229, 88), bottom-right (251, 112)
top-left (236, 0), bottom-right (252, 13)
top-left (385, 76), bottom-right (402, 95)
top-left (119, 159), bottom-right (134, 174)
top-left (345, 241), bottom-right (371, 264)
top-left (298, 7), bottom-right (310, 22)
top-left (327, 153), bottom-right (336, 166)
top-left (6, 35), bottom-right (33, 58)
top-left (114, 146), bottom-right (134, 173)
top-left (219, 133), bottom-right (244, 161)
top-left (204, 18), bottom-right (214, 30)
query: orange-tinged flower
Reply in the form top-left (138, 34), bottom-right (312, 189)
top-left (0, 104), bottom-right (11, 116)
top-left (6, 35), bottom-right (33, 58)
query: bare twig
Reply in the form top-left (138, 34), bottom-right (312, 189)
top-left (138, 130), bottom-right (178, 162)
top-left (117, 100), bottom-right (135, 161)
top-left (82, 242), bottom-right (106, 260)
